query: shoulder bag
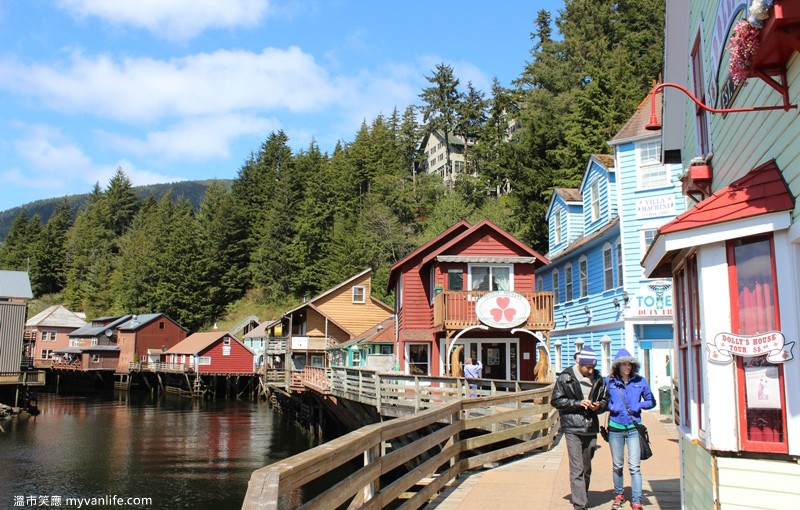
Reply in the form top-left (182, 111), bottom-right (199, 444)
top-left (615, 387), bottom-right (653, 460)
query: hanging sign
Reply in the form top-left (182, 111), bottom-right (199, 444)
top-left (632, 281), bottom-right (673, 317)
top-left (707, 331), bottom-right (795, 363)
top-left (636, 195), bottom-right (676, 219)
top-left (475, 291), bottom-right (530, 329)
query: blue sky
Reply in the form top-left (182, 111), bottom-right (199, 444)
top-left (0, 0), bottom-right (563, 211)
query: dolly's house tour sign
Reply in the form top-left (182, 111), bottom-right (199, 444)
top-left (475, 291), bottom-right (531, 329)
top-left (707, 331), bottom-right (795, 363)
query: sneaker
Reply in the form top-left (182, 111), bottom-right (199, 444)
top-left (610, 494), bottom-right (625, 510)
top-left (630, 503), bottom-right (643, 510)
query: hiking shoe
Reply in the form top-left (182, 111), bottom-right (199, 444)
top-left (610, 494), bottom-right (625, 510)
top-left (630, 503), bottom-right (643, 510)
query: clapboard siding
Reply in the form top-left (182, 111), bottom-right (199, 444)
top-left (0, 302), bottom-right (26, 372)
top-left (314, 272), bottom-right (391, 337)
top-left (680, 438), bottom-right (716, 510)
top-left (716, 455), bottom-right (800, 509)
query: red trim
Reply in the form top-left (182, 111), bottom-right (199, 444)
top-left (728, 236), bottom-right (788, 454)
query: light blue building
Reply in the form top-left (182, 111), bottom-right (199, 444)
top-left (536, 92), bottom-right (685, 388)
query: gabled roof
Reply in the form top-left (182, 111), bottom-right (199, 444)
top-left (0, 270), bottom-right (33, 299)
top-left (26, 305), bottom-right (86, 328)
top-left (546, 188), bottom-right (582, 220)
top-left (117, 313), bottom-right (185, 332)
top-left (659, 160), bottom-right (793, 234)
top-left (284, 268), bottom-right (392, 317)
top-left (336, 316), bottom-right (395, 350)
top-left (243, 318), bottom-right (281, 339)
top-left (419, 218), bottom-right (549, 267)
top-left (70, 315), bottom-right (132, 337)
top-left (388, 219), bottom-right (472, 289)
top-left (609, 90), bottom-right (662, 145)
top-left (166, 331), bottom-right (252, 355)
top-left (592, 154), bottom-right (615, 169)
top-left (579, 154), bottom-right (615, 193)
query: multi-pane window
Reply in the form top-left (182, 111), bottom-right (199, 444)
top-left (591, 181), bottom-right (600, 221)
top-left (616, 241), bottom-right (623, 287)
top-left (470, 265), bottom-right (511, 291)
top-left (603, 245), bottom-right (613, 290)
top-left (728, 235), bottom-right (786, 453)
top-left (642, 228), bottom-right (657, 252)
top-left (352, 350), bottom-right (361, 366)
top-left (408, 343), bottom-right (430, 375)
top-left (565, 264), bottom-right (573, 302)
top-left (579, 257), bottom-right (588, 297)
top-left (552, 271), bottom-right (560, 305)
top-left (639, 140), bottom-right (669, 188)
top-left (448, 269), bottom-right (463, 291)
top-left (352, 285), bottom-right (366, 303)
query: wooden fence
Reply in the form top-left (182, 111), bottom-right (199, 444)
top-left (242, 382), bottom-right (557, 510)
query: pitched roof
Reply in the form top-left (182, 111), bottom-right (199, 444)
top-left (166, 331), bottom-right (251, 355)
top-left (592, 154), bottom-right (615, 168)
top-left (554, 188), bottom-right (582, 203)
top-left (545, 217), bottom-right (620, 261)
top-left (70, 315), bottom-right (132, 337)
top-left (388, 220), bottom-right (472, 289)
top-left (0, 270), bottom-right (33, 299)
top-left (659, 160), bottom-right (793, 234)
top-left (336, 316), bottom-right (395, 349)
top-left (26, 305), bottom-right (87, 328)
top-left (283, 268), bottom-right (391, 317)
top-left (243, 318), bottom-right (281, 339)
top-left (117, 313), bottom-right (183, 332)
top-left (419, 218), bottom-right (549, 267)
top-left (609, 90), bottom-right (662, 144)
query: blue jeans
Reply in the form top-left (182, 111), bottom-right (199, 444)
top-left (609, 428), bottom-right (642, 504)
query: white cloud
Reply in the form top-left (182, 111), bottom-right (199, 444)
top-left (56, 0), bottom-right (271, 41)
top-left (0, 47), bottom-right (346, 123)
top-left (99, 114), bottom-right (279, 161)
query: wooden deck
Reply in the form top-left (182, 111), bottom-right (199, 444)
top-left (244, 368), bottom-right (558, 510)
top-left (0, 370), bottom-right (46, 386)
top-left (433, 290), bottom-right (554, 331)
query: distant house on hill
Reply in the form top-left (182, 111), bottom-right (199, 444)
top-left (163, 331), bottom-right (254, 374)
top-left (25, 305), bottom-right (86, 366)
top-left (418, 130), bottom-right (472, 189)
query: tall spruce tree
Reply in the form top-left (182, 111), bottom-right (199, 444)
top-left (419, 63), bottom-right (462, 191)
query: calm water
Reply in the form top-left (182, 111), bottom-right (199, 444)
top-left (0, 391), bottom-right (321, 509)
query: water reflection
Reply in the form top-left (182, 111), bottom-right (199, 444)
top-left (0, 391), bottom-right (318, 509)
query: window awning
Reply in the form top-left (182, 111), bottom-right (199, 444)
top-left (643, 160), bottom-right (794, 277)
top-left (435, 256), bottom-right (539, 264)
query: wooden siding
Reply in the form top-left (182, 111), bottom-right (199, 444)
top-left (306, 311), bottom-right (349, 343)
top-left (582, 161), bottom-right (613, 237)
top-left (717, 454), bottom-right (800, 509)
top-left (115, 318), bottom-right (187, 373)
top-left (28, 325), bottom-right (77, 362)
top-left (314, 272), bottom-right (391, 337)
top-left (680, 438), bottom-right (716, 510)
top-left (0, 302), bottom-right (26, 372)
top-left (400, 269), bottom-right (434, 331)
top-left (549, 197), bottom-right (568, 255)
top-left (199, 337), bottom-right (254, 374)
top-left (567, 203), bottom-right (583, 243)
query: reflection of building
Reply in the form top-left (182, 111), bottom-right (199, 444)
top-left (536, 95), bottom-right (684, 384)
top-left (387, 219), bottom-right (552, 380)
top-left (641, 2), bottom-right (800, 508)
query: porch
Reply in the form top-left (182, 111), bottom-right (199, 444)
top-left (433, 290), bottom-right (554, 331)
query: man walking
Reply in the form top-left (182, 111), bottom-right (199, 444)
top-left (551, 346), bottom-right (608, 510)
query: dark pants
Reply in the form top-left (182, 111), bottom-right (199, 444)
top-left (564, 432), bottom-right (597, 510)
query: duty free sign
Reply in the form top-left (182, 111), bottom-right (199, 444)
top-left (707, 331), bottom-right (795, 364)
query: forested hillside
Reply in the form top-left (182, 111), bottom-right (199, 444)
top-left (0, 1), bottom-right (665, 332)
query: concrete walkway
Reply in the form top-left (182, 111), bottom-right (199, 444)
top-left (428, 411), bottom-right (681, 509)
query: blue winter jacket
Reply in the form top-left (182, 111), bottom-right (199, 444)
top-left (605, 374), bottom-right (656, 426)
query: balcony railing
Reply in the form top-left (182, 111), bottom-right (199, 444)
top-left (433, 290), bottom-right (554, 331)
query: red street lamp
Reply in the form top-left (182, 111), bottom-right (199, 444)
top-left (645, 82), bottom-right (797, 131)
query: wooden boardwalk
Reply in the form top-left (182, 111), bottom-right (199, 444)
top-left (427, 410), bottom-right (681, 510)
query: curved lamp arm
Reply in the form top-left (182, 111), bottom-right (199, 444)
top-left (645, 82), bottom-right (797, 130)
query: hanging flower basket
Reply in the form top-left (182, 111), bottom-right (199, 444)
top-left (728, 19), bottom-right (761, 85)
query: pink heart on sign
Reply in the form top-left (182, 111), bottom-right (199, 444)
top-left (504, 308), bottom-right (516, 321)
top-left (490, 308), bottom-right (504, 322)
top-left (496, 297), bottom-right (510, 309)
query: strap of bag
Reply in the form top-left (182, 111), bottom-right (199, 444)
top-left (615, 385), bottom-right (646, 435)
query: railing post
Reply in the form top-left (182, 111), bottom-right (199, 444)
top-left (415, 376), bottom-right (420, 412)
top-left (374, 373), bottom-right (381, 414)
top-left (358, 369), bottom-right (363, 398)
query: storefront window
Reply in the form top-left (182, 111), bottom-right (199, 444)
top-left (728, 236), bottom-right (786, 453)
top-left (408, 343), bottom-right (429, 375)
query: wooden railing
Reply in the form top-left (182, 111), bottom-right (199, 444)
top-left (433, 290), bottom-right (555, 331)
top-left (242, 384), bottom-right (557, 510)
top-left (128, 362), bottom-right (193, 373)
top-left (0, 371), bottom-right (46, 385)
top-left (51, 361), bottom-right (83, 371)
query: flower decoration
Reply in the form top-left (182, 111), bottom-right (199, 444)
top-left (748, 0), bottom-right (774, 28)
top-left (728, 19), bottom-right (762, 85)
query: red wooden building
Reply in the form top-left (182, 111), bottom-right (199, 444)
top-left (163, 331), bottom-right (255, 374)
top-left (115, 313), bottom-right (187, 373)
top-left (387, 219), bottom-right (554, 379)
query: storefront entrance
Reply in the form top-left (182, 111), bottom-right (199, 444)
top-left (446, 338), bottom-right (518, 380)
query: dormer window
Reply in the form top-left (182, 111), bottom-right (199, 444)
top-left (590, 181), bottom-right (600, 221)
top-left (554, 208), bottom-right (563, 244)
top-left (352, 285), bottom-right (366, 304)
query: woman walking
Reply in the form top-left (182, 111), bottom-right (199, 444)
top-left (607, 349), bottom-right (656, 510)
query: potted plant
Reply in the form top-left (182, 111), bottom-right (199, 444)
top-left (688, 156), bottom-right (712, 181)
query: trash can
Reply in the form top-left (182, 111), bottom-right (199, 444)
top-left (659, 386), bottom-right (672, 415)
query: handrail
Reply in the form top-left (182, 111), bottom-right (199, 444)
top-left (242, 385), bottom-right (558, 510)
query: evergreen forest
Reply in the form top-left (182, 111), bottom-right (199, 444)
top-left (0, 1), bottom-right (665, 332)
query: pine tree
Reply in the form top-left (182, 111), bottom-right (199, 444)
top-left (420, 64), bottom-right (462, 191)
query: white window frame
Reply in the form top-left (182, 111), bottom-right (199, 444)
top-left (564, 263), bottom-right (573, 302)
top-left (198, 356), bottom-right (211, 365)
top-left (555, 341), bottom-right (563, 372)
top-left (223, 337), bottom-right (231, 346)
top-left (468, 264), bottom-right (514, 292)
top-left (407, 342), bottom-right (430, 376)
top-left (91, 354), bottom-right (100, 363)
top-left (638, 140), bottom-right (669, 189)
top-left (554, 207), bottom-right (562, 245)
top-left (352, 350), bottom-right (362, 366)
top-left (590, 181), bottom-right (600, 221)
top-left (552, 270), bottom-right (560, 305)
top-left (41, 349), bottom-right (54, 360)
top-left (352, 285), bottom-right (366, 304)
top-left (603, 243), bottom-right (613, 291)
top-left (579, 256), bottom-right (588, 298)
top-left (616, 239), bottom-right (623, 287)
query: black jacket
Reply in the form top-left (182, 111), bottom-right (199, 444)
top-left (551, 365), bottom-right (608, 435)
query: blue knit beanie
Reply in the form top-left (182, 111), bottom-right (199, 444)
top-left (578, 346), bottom-right (597, 366)
top-left (611, 348), bottom-right (639, 370)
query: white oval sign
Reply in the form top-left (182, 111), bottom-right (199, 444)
top-left (475, 291), bottom-right (531, 329)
